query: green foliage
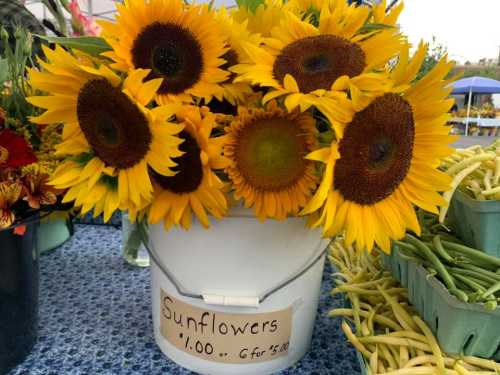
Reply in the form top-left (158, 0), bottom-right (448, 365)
top-left (461, 66), bottom-right (500, 81)
top-left (416, 36), bottom-right (448, 81)
top-left (358, 23), bottom-right (395, 35)
top-left (36, 35), bottom-right (112, 56)
top-left (236, 0), bottom-right (265, 13)
top-left (0, 27), bottom-right (37, 125)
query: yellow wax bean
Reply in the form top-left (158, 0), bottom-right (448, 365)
top-left (380, 343), bottom-right (399, 370)
top-left (413, 316), bottom-right (445, 374)
top-left (403, 356), bottom-right (478, 370)
top-left (341, 320), bottom-right (372, 358)
top-left (461, 357), bottom-right (500, 372)
top-left (378, 286), bottom-right (420, 332)
top-left (484, 170), bottom-right (493, 191)
top-left (454, 362), bottom-right (471, 375)
top-left (399, 346), bottom-right (409, 368)
top-left (370, 347), bottom-right (378, 374)
top-left (446, 153), bottom-right (495, 176)
top-left (441, 162), bottom-right (482, 222)
top-left (361, 318), bottom-right (371, 337)
top-left (358, 336), bottom-right (432, 352)
top-left (381, 367), bottom-right (458, 375)
top-left (334, 285), bottom-right (407, 296)
top-left (494, 157), bottom-right (500, 185)
top-left (379, 360), bottom-right (387, 373)
top-left (329, 308), bottom-right (403, 331)
top-left (387, 331), bottom-right (429, 343)
top-left (482, 186), bottom-right (500, 196)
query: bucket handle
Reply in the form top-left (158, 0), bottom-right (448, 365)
top-left (138, 223), bottom-right (328, 308)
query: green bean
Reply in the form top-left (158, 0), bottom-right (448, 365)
top-left (459, 275), bottom-right (492, 289)
top-left (445, 250), bottom-right (496, 270)
top-left (449, 288), bottom-right (469, 303)
top-left (397, 249), bottom-right (429, 266)
top-left (449, 273), bottom-right (486, 293)
top-left (394, 241), bottom-right (420, 255)
top-left (459, 264), bottom-right (500, 282)
top-left (434, 232), bottom-right (462, 244)
top-left (441, 241), bottom-right (500, 267)
top-left (431, 235), bottom-right (454, 263)
top-left (405, 234), bottom-right (456, 291)
top-left (485, 300), bottom-right (498, 311)
top-left (449, 267), bottom-right (498, 285)
top-left (481, 280), bottom-right (500, 299)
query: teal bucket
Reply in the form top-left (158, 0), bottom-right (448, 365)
top-left (449, 190), bottom-right (500, 257)
top-left (37, 217), bottom-right (73, 253)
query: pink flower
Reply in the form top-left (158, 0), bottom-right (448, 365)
top-left (68, 0), bottom-right (102, 36)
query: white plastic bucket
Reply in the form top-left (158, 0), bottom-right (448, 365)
top-left (149, 207), bottom-right (328, 375)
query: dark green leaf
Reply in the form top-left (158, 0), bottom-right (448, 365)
top-left (35, 35), bottom-right (111, 55)
top-left (0, 58), bottom-right (8, 83)
top-left (358, 23), bottom-right (394, 34)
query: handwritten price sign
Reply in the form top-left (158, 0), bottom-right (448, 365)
top-left (160, 290), bottom-right (292, 364)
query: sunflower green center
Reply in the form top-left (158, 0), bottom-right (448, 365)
top-left (235, 117), bottom-right (307, 191)
top-left (150, 130), bottom-right (203, 194)
top-left (273, 35), bottom-right (366, 93)
top-left (131, 22), bottom-right (203, 95)
top-left (77, 79), bottom-right (152, 170)
top-left (334, 93), bottom-right (415, 205)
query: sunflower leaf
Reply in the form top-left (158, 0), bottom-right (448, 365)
top-left (236, 0), bottom-right (265, 13)
top-left (34, 35), bottom-right (111, 56)
top-left (71, 153), bottom-right (94, 166)
top-left (358, 23), bottom-right (394, 34)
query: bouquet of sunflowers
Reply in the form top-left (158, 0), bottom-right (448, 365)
top-left (27, 0), bottom-right (457, 253)
top-left (0, 28), bottom-right (64, 230)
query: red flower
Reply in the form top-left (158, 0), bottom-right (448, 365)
top-left (0, 129), bottom-right (37, 169)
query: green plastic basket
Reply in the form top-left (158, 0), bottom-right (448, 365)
top-left (383, 249), bottom-right (500, 360)
top-left (449, 189), bottom-right (500, 257)
top-left (357, 351), bottom-right (369, 375)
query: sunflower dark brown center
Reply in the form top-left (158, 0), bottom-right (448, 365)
top-left (235, 117), bottom-right (308, 191)
top-left (150, 130), bottom-right (203, 194)
top-left (334, 93), bottom-right (415, 205)
top-left (131, 22), bottom-right (203, 95)
top-left (77, 79), bottom-right (152, 169)
top-left (273, 35), bottom-right (366, 93)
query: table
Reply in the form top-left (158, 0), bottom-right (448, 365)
top-left (8, 225), bottom-right (360, 375)
top-left (451, 118), bottom-right (500, 127)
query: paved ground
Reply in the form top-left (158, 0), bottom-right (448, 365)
top-left (453, 136), bottom-right (497, 148)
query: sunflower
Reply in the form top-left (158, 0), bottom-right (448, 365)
top-left (371, 0), bottom-right (404, 27)
top-left (98, 0), bottom-right (228, 104)
top-left (224, 101), bottom-right (318, 221)
top-left (232, 2), bottom-right (403, 136)
top-left (148, 106), bottom-right (228, 230)
top-left (214, 8), bottom-right (262, 106)
top-left (231, 0), bottom-right (286, 37)
top-left (301, 42), bottom-right (458, 253)
top-left (27, 45), bottom-right (183, 218)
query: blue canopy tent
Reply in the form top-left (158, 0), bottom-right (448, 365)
top-left (451, 76), bottom-right (500, 135)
